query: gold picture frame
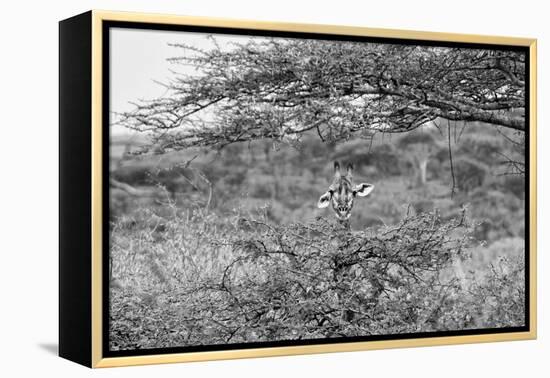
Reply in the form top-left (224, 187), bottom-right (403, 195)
top-left (59, 10), bottom-right (537, 368)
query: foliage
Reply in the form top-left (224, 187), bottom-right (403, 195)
top-left (452, 157), bottom-right (489, 193)
top-left (467, 189), bottom-right (524, 241)
top-left (448, 256), bottom-right (525, 329)
top-left (109, 207), bottom-right (524, 350)
top-left (115, 39), bottom-right (525, 153)
top-left (397, 129), bottom-right (438, 149)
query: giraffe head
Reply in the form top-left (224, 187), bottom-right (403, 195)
top-left (317, 162), bottom-right (374, 221)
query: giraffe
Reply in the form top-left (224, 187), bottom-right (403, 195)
top-left (317, 161), bottom-right (375, 322)
top-left (317, 161), bottom-right (374, 228)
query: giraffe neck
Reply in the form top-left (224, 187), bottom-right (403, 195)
top-left (338, 218), bottom-right (351, 231)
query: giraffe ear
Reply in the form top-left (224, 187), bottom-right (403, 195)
top-left (353, 183), bottom-right (374, 197)
top-left (317, 191), bottom-right (332, 208)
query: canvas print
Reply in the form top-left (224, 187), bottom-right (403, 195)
top-left (108, 26), bottom-right (527, 352)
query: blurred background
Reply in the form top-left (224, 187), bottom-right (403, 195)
top-left (111, 120), bottom-right (525, 249)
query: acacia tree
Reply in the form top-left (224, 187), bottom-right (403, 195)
top-left (116, 38), bottom-right (525, 153)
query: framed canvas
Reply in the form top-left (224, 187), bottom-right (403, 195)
top-left (59, 10), bottom-right (537, 368)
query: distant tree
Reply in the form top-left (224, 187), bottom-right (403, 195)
top-left (468, 188), bottom-right (524, 241)
top-left (115, 39), bottom-right (525, 153)
top-left (502, 175), bottom-right (525, 200)
top-left (453, 157), bottom-right (488, 193)
top-left (364, 143), bottom-right (402, 177)
top-left (331, 139), bottom-right (371, 166)
top-left (455, 133), bottom-right (503, 165)
top-left (398, 131), bottom-right (439, 187)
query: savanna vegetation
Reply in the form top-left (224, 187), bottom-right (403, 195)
top-left (109, 36), bottom-right (526, 351)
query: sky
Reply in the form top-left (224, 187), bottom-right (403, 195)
top-left (109, 28), bottom-right (264, 134)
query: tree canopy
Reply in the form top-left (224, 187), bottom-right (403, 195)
top-left (116, 38), bottom-right (526, 153)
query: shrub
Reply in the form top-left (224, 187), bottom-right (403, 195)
top-left (110, 208), bottom-right (522, 350)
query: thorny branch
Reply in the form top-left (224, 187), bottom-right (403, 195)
top-left (114, 40), bottom-right (526, 153)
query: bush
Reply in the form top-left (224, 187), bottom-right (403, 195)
top-left (108, 206), bottom-right (527, 350)
top-left (438, 256), bottom-right (525, 330)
